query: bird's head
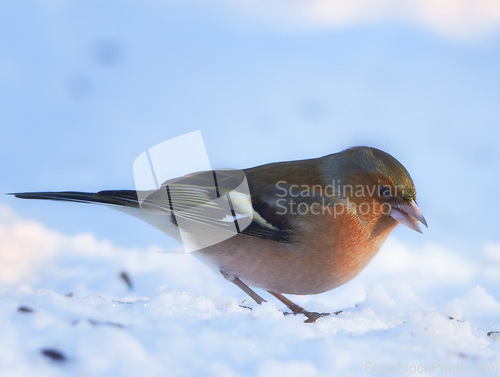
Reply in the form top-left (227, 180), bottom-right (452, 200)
top-left (332, 146), bottom-right (427, 233)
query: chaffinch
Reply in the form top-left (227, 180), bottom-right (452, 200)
top-left (13, 146), bottom-right (427, 322)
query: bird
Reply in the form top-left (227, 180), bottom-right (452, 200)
top-left (12, 146), bottom-right (427, 322)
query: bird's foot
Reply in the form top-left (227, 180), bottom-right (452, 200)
top-left (283, 309), bottom-right (342, 323)
top-left (240, 302), bottom-right (342, 322)
top-left (303, 311), bottom-right (329, 323)
top-left (303, 310), bottom-right (344, 323)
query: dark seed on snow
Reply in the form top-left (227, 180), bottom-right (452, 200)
top-left (17, 306), bottom-right (34, 313)
top-left (41, 348), bottom-right (67, 362)
top-left (119, 271), bottom-right (133, 290)
top-left (487, 331), bottom-right (500, 340)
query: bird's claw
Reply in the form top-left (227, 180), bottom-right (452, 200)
top-left (303, 311), bottom-right (334, 323)
top-left (284, 309), bottom-right (342, 323)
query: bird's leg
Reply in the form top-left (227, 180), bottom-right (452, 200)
top-left (221, 272), bottom-right (330, 323)
top-left (268, 291), bottom-right (330, 323)
top-left (267, 291), bottom-right (305, 314)
top-left (221, 272), bottom-right (266, 305)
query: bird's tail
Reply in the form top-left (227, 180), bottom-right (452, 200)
top-left (10, 190), bottom-right (140, 208)
top-left (10, 190), bottom-right (184, 241)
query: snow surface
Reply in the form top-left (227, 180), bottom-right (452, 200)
top-left (1, 203), bottom-right (499, 376)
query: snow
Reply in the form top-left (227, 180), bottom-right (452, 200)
top-left (1, 204), bottom-right (499, 376)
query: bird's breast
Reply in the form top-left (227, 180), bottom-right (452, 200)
top-left (196, 210), bottom-right (396, 295)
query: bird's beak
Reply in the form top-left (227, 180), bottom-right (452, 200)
top-left (390, 200), bottom-right (428, 233)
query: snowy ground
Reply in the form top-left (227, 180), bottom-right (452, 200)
top-left (1, 203), bottom-right (499, 377)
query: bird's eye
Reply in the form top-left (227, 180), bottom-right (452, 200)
top-left (379, 185), bottom-right (391, 198)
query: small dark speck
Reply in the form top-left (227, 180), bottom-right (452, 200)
top-left (88, 318), bottom-right (125, 329)
top-left (65, 292), bottom-right (74, 298)
top-left (41, 348), bottom-right (67, 362)
top-left (18, 306), bottom-right (34, 313)
top-left (111, 299), bottom-right (133, 304)
top-left (119, 271), bottom-right (133, 290)
top-left (487, 331), bottom-right (500, 340)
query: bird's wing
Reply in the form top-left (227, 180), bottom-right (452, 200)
top-left (241, 160), bottom-right (341, 243)
top-left (152, 169), bottom-right (296, 242)
top-left (136, 162), bottom-right (343, 243)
